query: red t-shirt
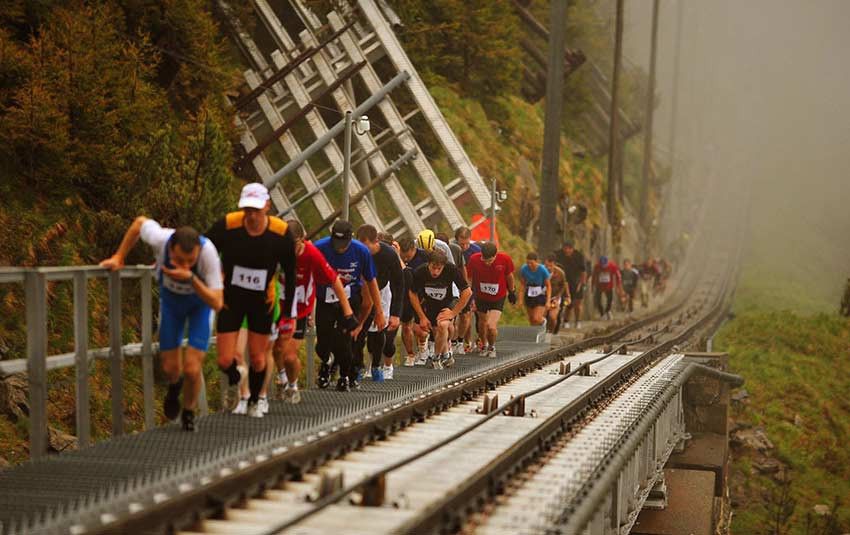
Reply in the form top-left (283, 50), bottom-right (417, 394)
top-left (280, 240), bottom-right (338, 318)
top-left (467, 252), bottom-right (515, 301)
top-left (593, 262), bottom-right (622, 291)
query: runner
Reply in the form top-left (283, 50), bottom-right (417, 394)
top-left (100, 217), bottom-right (223, 431)
top-left (544, 254), bottom-right (570, 334)
top-left (399, 237), bottom-right (430, 366)
top-left (354, 224), bottom-right (404, 382)
top-left (620, 259), bottom-right (640, 313)
top-left (466, 241), bottom-right (516, 358)
top-left (553, 240), bottom-right (587, 329)
top-left (205, 183), bottom-right (296, 419)
top-left (519, 252), bottom-right (551, 327)
top-left (416, 229), bottom-right (455, 264)
top-left (270, 220), bottom-right (355, 403)
top-left (314, 220), bottom-right (385, 391)
top-left (437, 231), bottom-right (467, 353)
top-left (592, 256), bottom-right (622, 320)
top-left (453, 226), bottom-right (481, 353)
top-left (408, 249), bottom-right (471, 368)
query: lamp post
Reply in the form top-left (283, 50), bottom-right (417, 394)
top-left (342, 113), bottom-right (371, 221)
top-left (489, 179), bottom-right (507, 242)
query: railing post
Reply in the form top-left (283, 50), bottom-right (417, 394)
top-left (73, 272), bottom-right (90, 448)
top-left (108, 271), bottom-right (124, 436)
top-left (25, 270), bottom-right (48, 459)
top-left (305, 312), bottom-right (316, 390)
top-left (140, 272), bottom-right (155, 430)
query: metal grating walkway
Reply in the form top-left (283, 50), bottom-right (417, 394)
top-left (0, 333), bottom-right (546, 532)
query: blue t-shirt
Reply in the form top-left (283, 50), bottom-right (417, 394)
top-left (520, 264), bottom-right (551, 287)
top-left (461, 242), bottom-right (482, 264)
top-left (314, 237), bottom-right (376, 300)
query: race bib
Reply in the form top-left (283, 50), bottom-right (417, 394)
top-left (599, 272), bottom-right (612, 284)
top-left (368, 285), bottom-right (393, 333)
top-left (527, 285), bottom-right (544, 297)
top-left (424, 286), bottom-right (447, 301)
top-left (161, 274), bottom-right (194, 295)
top-left (232, 266), bottom-right (267, 292)
top-left (480, 282), bottom-right (500, 296)
top-left (325, 284), bottom-right (351, 303)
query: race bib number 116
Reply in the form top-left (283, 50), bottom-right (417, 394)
top-left (232, 266), bottom-right (267, 292)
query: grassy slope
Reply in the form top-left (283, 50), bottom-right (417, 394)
top-left (715, 211), bottom-right (850, 532)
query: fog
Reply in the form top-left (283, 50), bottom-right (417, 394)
top-left (623, 0), bottom-right (850, 311)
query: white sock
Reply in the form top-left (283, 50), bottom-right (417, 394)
top-left (278, 370), bottom-right (288, 384)
top-left (288, 382), bottom-right (298, 390)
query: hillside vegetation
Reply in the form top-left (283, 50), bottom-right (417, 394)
top-left (715, 213), bottom-right (850, 533)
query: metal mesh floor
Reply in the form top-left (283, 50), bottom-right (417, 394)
top-left (0, 336), bottom-right (547, 532)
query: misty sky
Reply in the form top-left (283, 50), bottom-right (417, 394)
top-left (622, 0), bottom-right (850, 308)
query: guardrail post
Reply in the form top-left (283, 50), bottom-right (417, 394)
top-left (140, 272), bottom-right (155, 430)
top-left (305, 312), bottom-right (316, 389)
top-left (108, 271), bottom-right (124, 436)
top-left (73, 272), bottom-right (91, 448)
top-left (25, 270), bottom-right (48, 459)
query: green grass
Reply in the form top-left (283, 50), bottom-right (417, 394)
top-left (715, 243), bottom-right (850, 532)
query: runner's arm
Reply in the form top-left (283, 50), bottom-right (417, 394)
top-left (545, 277), bottom-right (552, 306)
top-left (452, 287), bottom-right (472, 317)
top-left (408, 290), bottom-right (429, 330)
top-left (100, 216), bottom-right (147, 269)
top-left (189, 275), bottom-right (223, 311)
top-left (331, 276), bottom-right (355, 317)
top-left (367, 278), bottom-right (386, 329)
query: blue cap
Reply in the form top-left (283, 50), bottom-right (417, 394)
top-left (600, 256), bottom-right (608, 266)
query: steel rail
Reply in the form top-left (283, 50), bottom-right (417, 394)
top-left (262, 260), bottom-right (731, 534)
top-left (88, 285), bottom-right (697, 535)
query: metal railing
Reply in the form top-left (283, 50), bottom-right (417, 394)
top-left (0, 266), bottom-right (158, 459)
top-left (0, 265), bottom-right (319, 461)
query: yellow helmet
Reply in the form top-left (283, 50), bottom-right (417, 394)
top-left (417, 229), bottom-right (435, 251)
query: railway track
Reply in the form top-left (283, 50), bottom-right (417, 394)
top-left (74, 225), bottom-right (742, 535)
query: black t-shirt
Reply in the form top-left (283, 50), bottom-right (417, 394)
top-left (621, 268), bottom-right (639, 290)
top-left (206, 211), bottom-right (296, 317)
top-left (373, 242), bottom-right (405, 317)
top-left (412, 263), bottom-right (468, 307)
top-left (554, 249), bottom-right (586, 285)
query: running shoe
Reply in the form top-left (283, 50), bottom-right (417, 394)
top-left (163, 387), bottom-right (181, 421)
top-left (247, 401), bottom-right (264, 418)
top-left (232, 397), bottom-right (249, 415)
top-left (487, 346), bottom-right (497, 358)
top-left (336, 376), bottom-right (350, 392)
top-left (317, 363), bottom-right (331, 389)
top-left (181, 410), bottom-right (197, 432)
top-left (382, 365), bottom-right (394, 380)
top-left (440, 352), bottom-right (455, 368)
top-left (371, 367), bottom-right (385, 382)
top-left (426, 355), bottom-right (443, 369)
top-left (463, 343), bottom-right (474, 354)
top-left (414, 350), bottom-right (429, 366)
top-left (283, 385), bottom-right (301, 404)
top-left (224, 364), bottom-right (247, 411)
top-left (258, 396), bottom-right (269, 415)
top-left (404, 354), bottom-right (416, 367)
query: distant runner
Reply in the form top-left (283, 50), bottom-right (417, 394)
top-left (554, 240), bottom-right (587, 329)
top-left (620, 259), bottom-right (640, 313)
top-left (101, 217), bottom-right (223, 431)
top-left (409, 249), bottom-right (471, 369)
top-left (519, 252), bottom-right (551, 327)
top-left (354, 224), bottom-right (404, 382)
top-left (314, 220), bottom-right (384, 391)
top-left (453, 226), bottom-right (481, 353)
top-left (466, 241), bottom-right (516, 358)
top-left (399, 237), bottom-right (430, 366)
top-left (272, 220), bottom-right (355, 403)
top-left (592, 256), bottom-right (622, 320)
top-left (544, 254), bottom-right (570, 334)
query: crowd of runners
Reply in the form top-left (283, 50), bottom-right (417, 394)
top-left (100, 183), bottom-right (671, 431)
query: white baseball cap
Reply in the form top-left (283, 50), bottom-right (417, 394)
top-left (238, 183), bottom-right (270, 209)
